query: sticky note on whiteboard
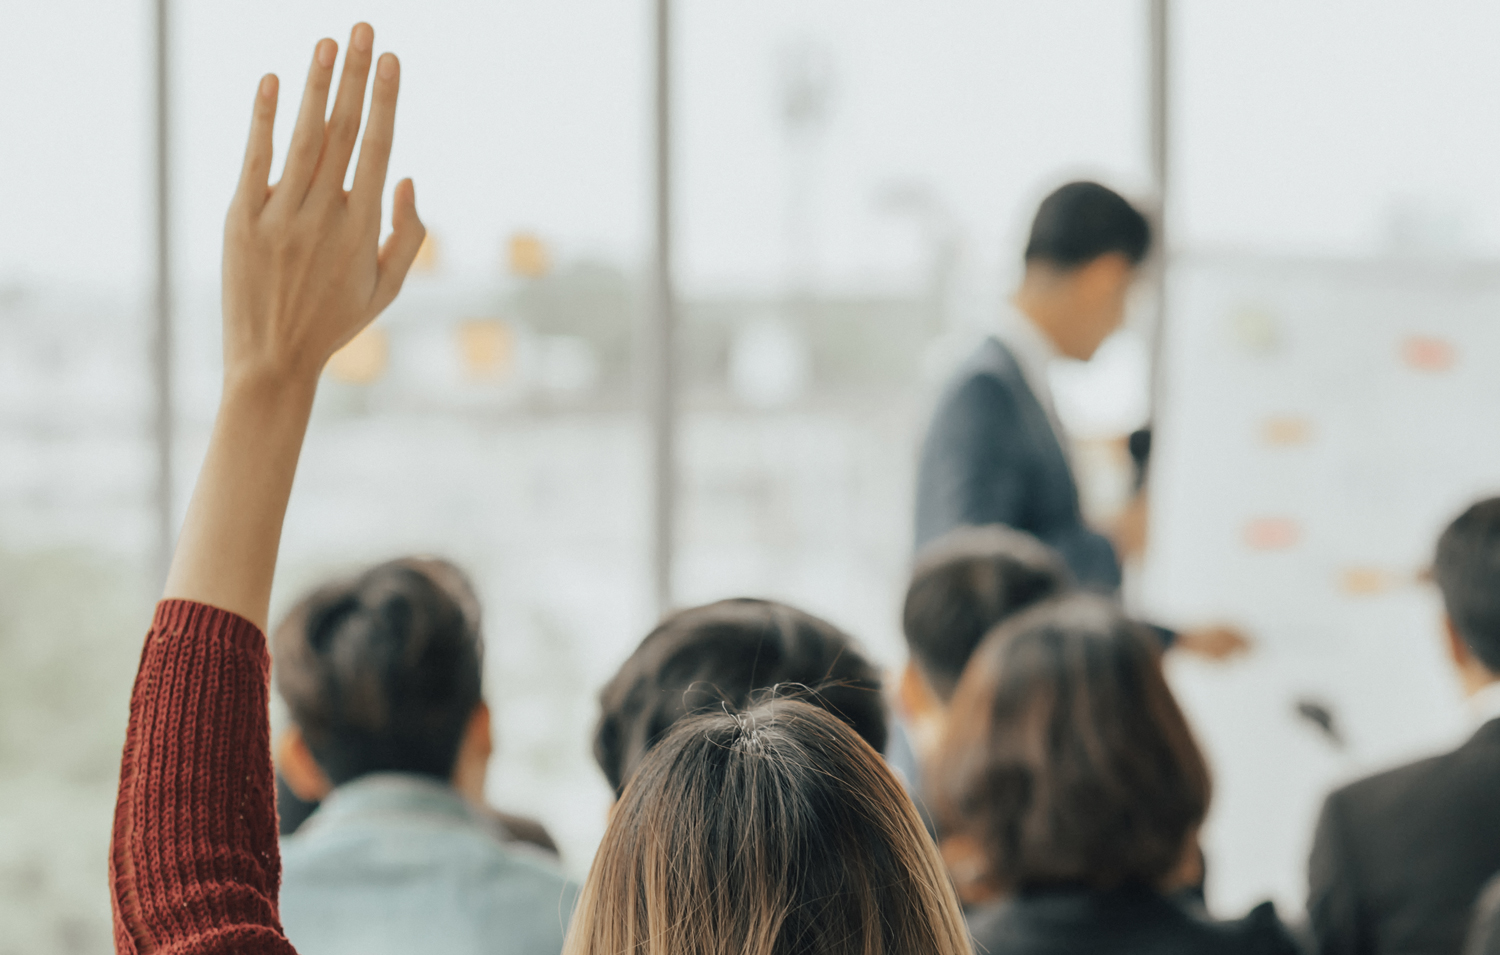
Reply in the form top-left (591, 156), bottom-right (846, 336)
top-left (1227, 306), bottom-right (1281, 355)
top-left (1401, 336), bottom-right (1456, 372)
top-left (1262, 416), bottom-right (1313, 447)
top-left (1338, 566), bottom-right (1422, 595)
top-left (1339, 567), bottom-right (1394, 595)
top-left (1244, 517), bottom-right (1300, 550)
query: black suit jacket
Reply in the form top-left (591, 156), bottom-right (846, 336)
top-left (914, 337), bottom-right (1121, 591)
top-left (1308, 719), bottom-right (1500, 955)
top-left (967, 887), bottom-right (1299, 955)
top-left (1465, 872), bottom-right (1500, 955)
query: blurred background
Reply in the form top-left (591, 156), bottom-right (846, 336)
top-left (5, 2), bottom-right (1500, 952)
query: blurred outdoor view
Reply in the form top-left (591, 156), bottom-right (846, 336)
top-left (7, 2), bottom-right (1500, 952)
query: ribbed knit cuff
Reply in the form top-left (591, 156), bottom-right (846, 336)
top-left (111, 598), bottom-right (293, 955)
top-left (151, 598), bottom-right (266, 653)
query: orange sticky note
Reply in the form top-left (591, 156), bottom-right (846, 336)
top-left (1262, 416), bottom-right (1313, 447)
top-left (507, 233), bottom-right (551, 278)
top-left (1401, 336), bottom-right (1455, 372)
top-left (1339, 567), bottom-right (1392, 596)
top-left (1244, 517), bottom-right (1300, 551)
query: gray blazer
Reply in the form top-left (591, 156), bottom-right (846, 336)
top-left (914, 336), bottom-right (1122, 592)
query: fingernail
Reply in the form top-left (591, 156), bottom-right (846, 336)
top-left (353, 23), bottom-right (373, 53)
top-left (259, 74), bottom-right (276, 98)
top-left (317, 39), bottom-right (337, 68)
top-left (378, 54), bottom-right (398, 79)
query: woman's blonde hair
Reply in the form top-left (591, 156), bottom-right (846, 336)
top-left (564, 697), bottom-right (972, 955)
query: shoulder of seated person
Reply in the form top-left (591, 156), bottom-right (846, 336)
top-left (1327, 741), bottom-right (1487, 818)
top-left (1199, 900), bottom-right (1300, 954)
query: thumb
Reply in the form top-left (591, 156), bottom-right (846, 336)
top-left (372, 178), bottom-right (425, 314)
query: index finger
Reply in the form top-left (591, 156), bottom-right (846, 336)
top-left (350, 52), bottom-right (400, 211)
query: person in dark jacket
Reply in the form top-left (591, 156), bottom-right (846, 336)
top-left (913, 181), bottom-right (1246, 661)
top-left (930, 594), bottom-right (1297, 955)
top-left (1465, 874), bottom-right (1500, 955)
top-left (914, 181), bottom-right (1148, 579)
top-left (1308, 498), bottom-right (1500, 955)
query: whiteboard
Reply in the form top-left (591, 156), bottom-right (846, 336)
top-left (1140, 253), bottom-right (1500, 917)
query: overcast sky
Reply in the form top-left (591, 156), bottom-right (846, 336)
top-left (4, 1), bottom-right (1500, 294)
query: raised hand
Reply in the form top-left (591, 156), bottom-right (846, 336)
top-left (112, 30), bottom-right (423, 955)
top-left (162, 24), bottom-right (420, 629)
top-left (223, 22), bottom-right (424, 388)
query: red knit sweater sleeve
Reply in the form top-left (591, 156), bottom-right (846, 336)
top-left (110, 599), bottom-right (297, 955)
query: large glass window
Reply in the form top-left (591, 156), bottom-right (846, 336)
top-left (12, 3), bottom-right (1498, 947)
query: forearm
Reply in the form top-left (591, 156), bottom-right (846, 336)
top-left (162, 372), bottom-right (317, 631)
top-left (109, 26), bottom-right (419, 953)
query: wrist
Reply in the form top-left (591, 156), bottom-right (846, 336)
top-left (223, 355), bottom-right (320, 400)
top-left (220, 363), bottom-right (320, 419)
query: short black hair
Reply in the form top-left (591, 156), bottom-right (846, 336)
top-left (1434, 498), bottom-right (1500, 673)
top-left (903, 525), bottom-right (1073, 701)
top-left (273, 557), bottom-right (483, 786)
top-left (593, 598), bottom-right (887, 797)
top-left (1024, 181), bottom-right (1152, 269)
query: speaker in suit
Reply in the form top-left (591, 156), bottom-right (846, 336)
top-left (914, 329), bottom-right (1121, 591)
top-left (910, 182), bottom-right (1262, 662)
top-left (913, 181), bottom-right (1150, 590)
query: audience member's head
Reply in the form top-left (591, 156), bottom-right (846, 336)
top-left (932, 594), bottom-right (1209, 902)
top-left (899, 526), bottom-right (1071, 753)
top-left (1017, 181), bottom-right (1152, 361)
top-left (903, 525), bottom-right (1073, 702)
top-left (273, 557), bottom-right (493, 801)
top-left (593, 598), bottom-right (886, 798)
top-left (565, 699), bottom-right (971, 955)
top-left (1434, 497), bottom-right (1500, 691)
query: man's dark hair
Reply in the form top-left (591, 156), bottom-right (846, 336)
top-left (932, 594), bottom-right (1210, 895)
top-left (593, 598), bottom-right (887, 798)
top-left (1434, 497), bottom-right (1500, 672)
top-left (273, 557), bottom-right (483, 786)
top-left (1024, 181), bottom-right (1152, 269)
top-left (903, 525), bottom-right (1072, 702)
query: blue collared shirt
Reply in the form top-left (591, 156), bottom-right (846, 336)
top-left (279, 773), bottom-right (578, 955)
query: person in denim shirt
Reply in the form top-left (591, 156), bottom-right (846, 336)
top-left (273, 557), bottom-right (576, 955)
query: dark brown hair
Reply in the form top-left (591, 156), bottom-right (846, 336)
top-left (565, 699), bottom-right (972, 955)
top-left (273, 557), bottom-right (483, 786)
top-left (903, 525), bottom-right (1072, 701)
top-left (593, 598), bottom-right (886, 797)
top-left (932, 594), bottom-right (1209, 897)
